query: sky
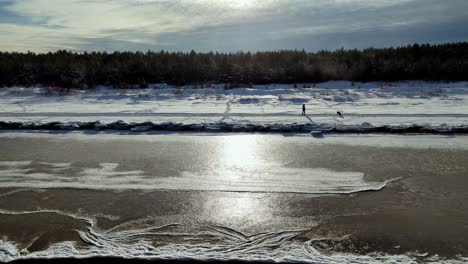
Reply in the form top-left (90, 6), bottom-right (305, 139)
top-left (0, 0), bottom-right (468, 53)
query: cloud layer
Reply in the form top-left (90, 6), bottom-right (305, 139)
top-left (0, 0), bottom-right (467, 52)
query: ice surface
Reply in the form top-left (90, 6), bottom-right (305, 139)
top-left (1, 132), bottom-right (468, 149)
top-left (0, 161), bottom-right (392, 194)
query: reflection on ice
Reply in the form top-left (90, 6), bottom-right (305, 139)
top-left (202, 192), bottom-right (272, 223)
top-left (0, 135), bottom-right (393, 194)
top-left (219, 135), bottom-right (261, 169)
top-left (197, 135), bottom-right (392, 194)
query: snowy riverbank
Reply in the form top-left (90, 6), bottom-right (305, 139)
top-left (1, 81), bottom-right (467, 133)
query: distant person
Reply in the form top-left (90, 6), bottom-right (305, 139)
top-left (302, 104), bottom-right (306, 115)
top-left (337, 111), bottom-right (344, 118)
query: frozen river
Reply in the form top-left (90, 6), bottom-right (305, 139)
top-left (0, 132), bottom-right (468, 263)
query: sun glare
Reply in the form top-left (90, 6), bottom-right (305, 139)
top-left (219, 135), bottom-right (260, 168)
top-left (225, 0), bottom-right (255, 9)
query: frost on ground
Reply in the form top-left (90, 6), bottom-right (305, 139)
top-left (0, 81), bottom-right (467, 133)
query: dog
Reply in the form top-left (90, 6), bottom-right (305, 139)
top-left (337, 111), bottom-right (344, 118)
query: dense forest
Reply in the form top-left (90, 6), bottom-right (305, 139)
top-left (0, 42), bottom-right (467, 89)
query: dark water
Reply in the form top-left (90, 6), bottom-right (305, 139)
top-left (0, 132), bottom-right (467, 263)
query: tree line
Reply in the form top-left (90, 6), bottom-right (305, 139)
top-left (0, 42), bottom-right (467, 89)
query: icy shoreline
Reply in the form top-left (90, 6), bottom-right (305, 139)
top-left (1, 120), bottom-right (468, 134)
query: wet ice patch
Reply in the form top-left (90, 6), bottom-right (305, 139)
top-left (37, 162), bottom-right (72, 168)
top-left (0, 161), bottom-right (392, 194)
top-left (177, 166), bottom-right (392, 194)
top-left (0, 161), bottom-right (31, 168)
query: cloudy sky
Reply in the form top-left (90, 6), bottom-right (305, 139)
top-left (0, 0), bottom-right (467, 52)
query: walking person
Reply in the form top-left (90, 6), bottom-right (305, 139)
top-left (302, 104), bottom-right (306, 115)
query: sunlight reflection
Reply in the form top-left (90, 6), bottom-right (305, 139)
top-left (216, 0), bottom-right (257, 9)
top-left (219, 135), bottom-right (261, 169)
top-left (207, 135), bottom-right (267, 220)
top-left (203, 192), bottom-right (272, 224)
